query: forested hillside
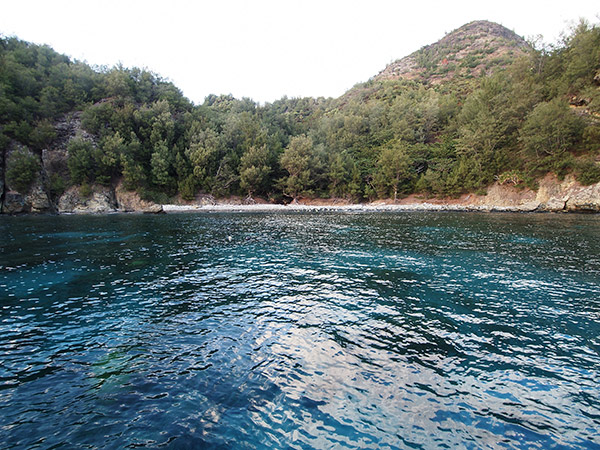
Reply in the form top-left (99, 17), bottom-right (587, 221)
top-left (1, 19), bottom-right (599, 212)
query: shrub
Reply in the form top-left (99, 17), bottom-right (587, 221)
top-left (178, 175), bottom-right (197, 201)
top-left (67, 137), bottom-right (94, 184)
top-left (49, 173), bottom-right (66, 198)
top-left (496, 170), bottom-right (524, 186)
top-left (576, 159), bottom-right (600, 185)
top-left (6, 148), bottom-right (39, 193)
top-left (520, 99), bottom-right (585, 158)
top-left (79, 181), bottom-right (92, 198)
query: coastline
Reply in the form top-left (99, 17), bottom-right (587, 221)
top-left (160, 202), bottom-right (544, 214)
top-left (159, 173), bottom-right (600, 214)
top-left (2, 173), bottom-right (600, 215)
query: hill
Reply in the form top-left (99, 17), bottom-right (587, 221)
top-left (1, 19), bottom-right (599, 214)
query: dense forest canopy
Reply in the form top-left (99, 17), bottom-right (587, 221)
top-left (1, 19), bottom-right (599, 206)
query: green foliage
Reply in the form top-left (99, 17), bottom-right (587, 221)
top-left (150, 141), bottom-right (174, 188)
top-left (575, 159), bottom-right (600, 185)
top-left (79, 181), bottom-right (92, 198)
top-left (279, 135), bottom-right (314, 200)
top-left (327, 151), bottom-right (356, 198)
top-left (178, 174), bottom-right (197, 201)
top-left (67, 137), bottom-right (95, 184)
top-left (520, 99), bottom-right (584, 157)
top-left (561, 20), bottom-right (600, 93)
top-left (496, 170), bottom-right (525, 186)
top-left (29, 120), bottom-right (56, 150)
top-left (185, 127), bottom-right (220, 188)
top-left (239, 144), bottom-right (272, 196)
top-left (95, 132), bottom-right (124, 184)
top-left (49, 173), bottom-right (66, 199)
top-left (2, 21), bottom-right (600, 205)
top-left (373, 141), bottom-right (414, 200)
top-left (138, 187), bottom-right (170, 204)
top-left (6, 148), bottom-right (39, 193)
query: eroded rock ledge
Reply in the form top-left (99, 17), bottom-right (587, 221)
top-left (54, 183), bottom-right (163, 214)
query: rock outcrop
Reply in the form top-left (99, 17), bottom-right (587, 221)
top-left (58, 185), bottom-right (118, 213)
top-left (115, 183), bottom-right (163, 213)
top-left (0, 144), bottom-right (54, 214)
top-left (469, 174), bottom-right (600, 212)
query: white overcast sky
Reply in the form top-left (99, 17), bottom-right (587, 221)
top-left (1, 0), bottom-right (598, 104)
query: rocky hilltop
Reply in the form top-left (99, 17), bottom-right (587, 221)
top-left (375, 20), bottom-right (530, 85)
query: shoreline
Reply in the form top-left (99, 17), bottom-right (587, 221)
top-left (4, 199), bottom-right (599, 216)
top-left (160, 202), bottom-right (559, 214)
top-left (3, 173), bottom-right (600, 215)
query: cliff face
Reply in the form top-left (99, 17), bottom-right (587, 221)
top-left (470, 174), bottom-right (600, 212)
top-left (393, 174), bottom-right (600, 212)
top-left (1, 143), bottom-right (54, 214)
top-left (0, 113), bottom-right (162, 214)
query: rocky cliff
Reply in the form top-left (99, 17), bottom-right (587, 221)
top-left (391, 174), bottom-right (600, 212)
top-left (1, 143), bottom-right (54, 214)
top-left (471, 174), bottom-right (600, 212)
top-left (0, 113), bottom-right (162, 215)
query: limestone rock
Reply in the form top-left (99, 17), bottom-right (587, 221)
top-left (2, 185), bottom-right (52, 214)
top-left (58, 185), bottom-right (118, 213)
top-left (115, 183), bottom-right (163, 213)
top-left (2, 191), bottom-right (27, 214)
top-left (536, 175), bottom-right (570, 209)
top-left (541, 198), bottom-right (567, 212)
top-left (28, 183), bottom-right (52, 212)
top-left (472, 182), bottom-right (536, 209)
top-left (1, 145), bottom-right (54, 214)
top-left (515, 201), bottom-right (541, 212)
top-left (565, 182), bottom-right (600, 212)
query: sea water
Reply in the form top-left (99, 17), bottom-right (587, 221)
top-left (0, 212), bottom-right (599, 449)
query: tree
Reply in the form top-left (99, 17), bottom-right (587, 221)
top-left (150, 141), bottom-right (174, 189)
top-left (374, 141), bottom-right (413, 200)
top-left (279, 135), bottom-right (314, 201)
top-left (6, 148), bottom-right (39, 193)
top-left (520, 98), bottom-right (584, 157)
top-left (28, 120), bottom-right (56, 150)
top-left (327, 151), bottom-right (355, 198)
top-left (67, 137), bottom-right (95, 184)
top-left (95, 132), bottom-right (125, 184)
top-left (239, 144), bottom-right (272, 198)
top-left (185, 127), bottom-right (220, 189)
top-left (121, 134), bottom-right (147, 190)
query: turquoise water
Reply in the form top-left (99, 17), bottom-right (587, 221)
top-left (1, 212), bottom-right (599, 449)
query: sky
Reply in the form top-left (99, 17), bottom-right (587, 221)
top-left (1, 0), bottom-right (598, 104)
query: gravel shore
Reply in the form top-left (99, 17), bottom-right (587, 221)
top-left (161, 202), bottom-right (542, 213)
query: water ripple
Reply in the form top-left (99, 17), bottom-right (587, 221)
top-left (0, 212), bottom-right (599, 449)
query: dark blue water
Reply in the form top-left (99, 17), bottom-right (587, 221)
top-left (1, 212), bottom-right (599, 449)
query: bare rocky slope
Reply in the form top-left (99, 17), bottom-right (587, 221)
top-left (375, 20), bottom-right (530, 85)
